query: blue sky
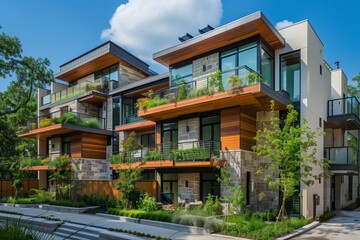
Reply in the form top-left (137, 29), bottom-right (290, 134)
top-left (1, 0), bottom-right (359, 91)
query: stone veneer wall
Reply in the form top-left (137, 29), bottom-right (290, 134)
top-left (178, 118), bottom-right (199, 144)
top-left (178, 173), bottom-right (200, 203)
top-left (75, 158), bottom-right (110, 180)
top-left (192, 53), bottom-right (219, 90)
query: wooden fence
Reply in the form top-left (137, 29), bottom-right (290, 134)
top-left (0, 180), bottom-right (39, 198)
top-left (77, 180), bottom-right (158, 199)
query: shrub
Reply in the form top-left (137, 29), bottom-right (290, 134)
top-left (39, 118), bottom-right (51, 128)
top-left (143, 151), bottom-right (162, 161)
top-left (193, 216), bottom-right (206, 227)
top-left (228, 75), bottom-right (242, 90)
top-left (138, 193), bottom-right (157, 211)
top-left (178, 215), bottom-right (194, 226)
top-left (204, 194), bottom-right (223, 215)
top-left (106, 209), bottom-right (173, 222)
top-left (209, 70), bottom-right (224, 92)
top-left (40, 158), bottom-right (51, 165)
top-left (60, 112), bottom-right (78, 125)
top-left (78, 194), bottom-right (118, 211)
top-left (51, 117), bottom-right (62, 124)
top-left (30, 122), bottom-right (37, 130)
top-left (136, 97), bottom-right (150, 110)
top-left (204, 219), bottom-right (221, 233)
top-left (79, 118), bottom-right (100, 128)
top-left (146, 95), bottom-right (169, 108)
top-left (110, 154), bottom-right (122, 164)
top-left (49, 199), bottom-right (87, 208)
top-left (246, 72), bottom-right (262, 85)
top-left (33, 189), bottom-right (55, 203)
top-left (177, 82), bottom-right (188, 101)
top-left (20, 158), bottom-right (42, 167)
top-left (319, 211), bottom-right (335, 222)
top-left (0, 219), bottom-right (53, 240)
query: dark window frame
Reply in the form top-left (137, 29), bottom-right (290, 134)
top-left (279, 50), bottom-right (301, 103)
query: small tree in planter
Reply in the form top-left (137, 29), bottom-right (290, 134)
top-left (113, 131), bottom-right (143, 209)
top-left (253, 100), bottom-right (329, 221)
top-left (49, 155), bottom-right (72, 201)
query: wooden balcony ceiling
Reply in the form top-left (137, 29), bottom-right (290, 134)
top-left (325, 114), bottom-right (360, 130)
top-left (115, 120), bottom-right (156, 132)
top-left (138, 83), bottom-right (291, 122)
top-left (78, 92), bottom-right (107, 106)
top-left (18, 123), bottom-right (113, 140)
top-left (154, 12), bottom-right (285, 67)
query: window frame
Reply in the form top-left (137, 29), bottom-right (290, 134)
top-left (279, 50), bottom-right (301, 103)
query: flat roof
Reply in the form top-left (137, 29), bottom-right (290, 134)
top-left (153, 11), bottom-right (285, 67)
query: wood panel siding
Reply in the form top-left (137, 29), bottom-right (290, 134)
top-left (240, 110), bottom-right (257, 151)
top-left (155, 123), bottom-right (162, 145)
top-left (71, 133), bottom-right (82, 158)
top-left (115, 121), bottom-right (155, 132)
top-left (221, 107), bottom-right (240, 150)
top-left (81, 133), bottom-right (107, 159)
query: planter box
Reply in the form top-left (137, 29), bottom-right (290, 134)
top-left (40, 204), bottom-right (99, 214)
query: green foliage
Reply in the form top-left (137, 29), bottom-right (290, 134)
top-left (5, 197), bottom-right (35, 204)
top-left (232, 186), bottom-right (247, 214)
top-left (172, 147), bottom-right (208, 161)
top-left (109, 227), bottom-right (170, 240)
top-left (319, 211), bottom-right (336, 222)
top-left (32, 189), bottom-right (55, 203)
top-left (114, 132), bottom-right (143, 209)
top-left (106, 208), bottom-right (173, 222)
top-left (228, 75), bottom-right (242, 90)
top-left (177, 82), bottom-right (188, 101)
top-left (79, 117), bottom-right (100, 128)
top-left (49, 155), bottom-right (74, 201)
top-left (253, 100), bottom-right (329, 220)
top-left (49, 199), bottom-right (87, 208)
top-left (39, 118), bottom-right (51, 128)
top-left (146, 95), bottom-right (170, 108)
top-left (0, 219), bottom-right (54, 240)
top-left (78, 194), bottom-right (118, 211)
top-left (137, 193), bottom-right (157, 211)
top-left (342, 198), bottom-right (360, 210)
top-left (20, 158), bottom-right (42, 167)
top-left (204, 219), bottom-right (222, 233)
top-left (143, 150), bottom-right (162, 161)
top-left (136, 97), bottom-right (150, 110)
top-left (110, 154), bottom-right (122, 164)
top-left (60, 112), bottom-right (78, 125)
top-left (247, 72), bottom-right (262, 85)
top-left (13, 178), bottom-right (24, 199)
top-left (348, 72), bottom-right (360, 98)
top-left (209, 70), bottom-right (224, 92)
top-left (204, 194), bottom-right (223, 215)
top-left (187, 88), bottom-right (210, 99)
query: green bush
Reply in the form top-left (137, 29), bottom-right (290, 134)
top-left (172, 147), bottom-right (208, 161)
top-left (0, 219), bottom-right (53, 240)
top-left (110, 154), bottom-right (122, 164)
top-left (79, 118), bottom-right (100, 128)
top-left (49, 200), bottom-right (87, 208)
top-left (204, 194), bottom-right (223, 215)
top-left (39, 118), bottom-right (51, 128)
top-left (146, 95), bottom-right (170, 108)
top-left (177, 82), bottom-right (188, 101)
top-left (60, 112), bottom-right (78, 125)
top-left (6, 197), bottom-right (36, 204)
top-left (20, 158), bottom-right (42, 167)
top-left (78, 194), bottom-right (118, 211)
top-left (143, 151), bottom-right (162, 161)
top-left (33, 189), bottom-right (55, 203)
top-left (138, 193), bottom-right (157, 211)
top-left (106, 209), bottom-right (173, 222)
top-left (319, 211), bottom-right (336, 222)
top-left (204, 219), bottom-right (221, 233)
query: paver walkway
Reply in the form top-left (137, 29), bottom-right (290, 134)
top-left (293, 208), bottom-right (360, 240)
top-left (0, 205), bottom-right (241, 240)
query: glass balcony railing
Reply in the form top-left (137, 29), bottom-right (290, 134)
top-left (20, 153), bottom-right (66, 167)
top-left (324, 146), bottom-right (359, 166)
top-left (40, 81), bottom-right (108, 106)
top-left (328, 96), bottom-right (360, 119)
top-left (123, 114), bottom-right (145, 124)
top-left (25, 110), bottom-right (106, 132)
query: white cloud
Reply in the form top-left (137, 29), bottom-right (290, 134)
top-left (101, 0), bottom-right (223, 72)
top-left (275, 20), bottom-right (294, 29)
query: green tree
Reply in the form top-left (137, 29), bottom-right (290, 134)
top-left (253, 100), bottom-right (329, 221)
top-left (348, 72), bottom-right (360, 98)
top-left (113, 131), bottom-right (143, 209)
top-left (49, 155), bottom-right (73, 200)
top-left (0, 30), bottom-right (53, 179)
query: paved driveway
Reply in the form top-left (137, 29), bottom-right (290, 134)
top-left (294, 210), bottom-right (360, 240)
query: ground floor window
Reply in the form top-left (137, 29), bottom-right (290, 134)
top-left (201, 172), bottom-right (220, 202)
top-left (161, 173), bottom-right (178, 204)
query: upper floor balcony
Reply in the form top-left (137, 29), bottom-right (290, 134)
top-left (40, 81), bottom-right (108, 108)
top-left (137, 67), bottom-right (291, 121)
top-left (324, 146), bottom-right (359, 172)
top-left (18, 110), bottom-right (113, 139)
top-left (327, 97), bottom-right (360, 130)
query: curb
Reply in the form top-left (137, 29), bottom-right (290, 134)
top-left (277, 221), bottom-right (320, 240)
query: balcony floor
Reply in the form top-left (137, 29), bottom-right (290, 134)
top-left (138, 83), bottom-right (291, 121)
top-left (115, 120), bottom-right (155, 132)
top-left (325, 113), bottom-right (360, 130)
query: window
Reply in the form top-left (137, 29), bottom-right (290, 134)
top-left (220, 42), bottom-right (258, 89)
top-left (201, 172), bottom-right (220, 202)
top-left (141, 133), bottom-right (155, 147)
top-left (141, 170), bottom-right (156, 181)
top-left (170, 64), bottom-right (192, 85)
top-left (112, 96), bottom-right (120, 130)
top-left (122, 98), bottom-right (137, 124)
top-left (95, 64), bottom-right (119, 89)
top-left (261, 48), bottom-right (273, 86)
top-left (280, 51), bottom-right (301, 102)
top-left (62, 136), bottom-right (71, 156)
top-left (162, 122), bottom-right (178, 148)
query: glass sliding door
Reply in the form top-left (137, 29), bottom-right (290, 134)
top-left (162, 122), bottom-right (178, 154)
top-left (201, 115), bottom-right (220, 157)
top-left (261, 48), bottom-right (273, 87)
top-left (280, 51), bottom-right (301, 102)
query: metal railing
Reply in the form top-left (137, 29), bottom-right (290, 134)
top-left (25, 110), bottom-right (106, 131)
top-left (324, 146), bottom-right (359, 166)
top-left (40, 81), bottom-right (108, 106)
top-left (328, 96), bottom-right (360, 119)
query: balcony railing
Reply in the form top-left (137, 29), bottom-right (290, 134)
top-left (328, 96), bottom-right (360, 119)
top-left (324, 146), bottom-right (359, 166)
top-left (20, 153), bottom-right (66, 167)
top-left (123, 114), bottom-right (145, 124)
top-left (40, 81), bottom-right (108, 106)
top-left (137, 66), bottom-right (261, 110)
top-left (25, 110), bottom-right (106, 131)
top-left (110, 140), bottom-right (221, 164)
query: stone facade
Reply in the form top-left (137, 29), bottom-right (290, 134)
top-left (118, 64), bottom-right (147, 87)
top-left (178, 173), bottom-right (200, 203)
top-left (192, 53), bottom-right (219, 79)
top-left (178, 118), bottom-right (200, 143)
top-left (75, 158), bottom-right (110, 180)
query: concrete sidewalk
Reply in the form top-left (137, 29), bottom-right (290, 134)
top-left (0, 205), bottom-right (240, 240)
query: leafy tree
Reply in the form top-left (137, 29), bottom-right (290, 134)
top-left (49, 155), bottom-right (73, 200)
top-left (0, 30), bottom-right (53, 178)
top-left (113, 131), bottom-right (143, 209)
top-left (253, 100), bottom-right (329, 221)
top-left (348, 72), bottom-right (360, 98)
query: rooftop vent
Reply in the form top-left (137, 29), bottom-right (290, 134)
top-left (178, 33), bottom-right (194, 42)
top-left (334, 61), bottom-right (340, 69)
top-left (199, 25), bottom-right (214, 34)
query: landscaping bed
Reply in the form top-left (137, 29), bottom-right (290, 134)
top-left (342, 198), bottom-right (360, 210)
top-left (41, 203), bottom-right (99, 214)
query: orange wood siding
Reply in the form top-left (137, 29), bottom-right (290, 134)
top-left (221, 107), bottom-right (240, 150)
top-left (240, 110), bottom-right (257, 151)
top-left (81, 133), bottom-right (107, 159)
top-left (71, 133), bottom-right (82, 158)
top-left (155, 123), bottom-right (161, 145)
top-left (0, 180), bottom-right (39, 198)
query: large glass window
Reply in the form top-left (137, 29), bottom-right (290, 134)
top-left (62, 136), bottom-right (71, 156)
top-left (170, 64), bottom-right (192, 85)
top-left (162, 122), bottom-right (178, 149)
top-left (261, 48), bottom-right (273, 86)
top-left (112, 97), bottom-right (120, 130)
top-left (95, 64), bottom-right (119, 89)
top-left (281, 51), bottom-right (301, 102)
top-left (121, 98), bottom-right (137, 124)
top-left (141, 133), bottom-right (155, 147)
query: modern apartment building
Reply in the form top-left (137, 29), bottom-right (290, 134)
top-left (19, 11), bottom-right (359, 219)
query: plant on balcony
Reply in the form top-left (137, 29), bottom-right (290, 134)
top-left (177, 82), bottom-right (188, 101)
top-left (187, 88), bottom-right (210, 99)
top-left (172, 147), bottom-right (208, 161)
top-left (136, 97), bottom-right (150, 110)
top-left (20, 158), bottom-right (42, 167)
top-left (39, 118), bottom-right (51, 128)
top-left (247, 72), bottom-right (262, 85)
top-left (110, 154), bottom-right (122, 164)
top-left (51, 117), bottom-right (62, 124)
top-left (85, 81), bottom-right (102, 91)
top-left (30, 122), bottom-right (37, 130)
top-left (228, 75), bottom-right (243, 92)
top-left (253, 100), bottom-right (330, 221)
top-left (41, 157), bottom-right (51, 165)
top-left (209, 70), bottom-right (224, 93)
top-left (60, 112), bottom-right (78, 125)
top-left (143, 150), bottom-right (162, 161)
top-left (79, 117), bottom-right (100, 129)
top-left (146, 95), bottom-right (170, 108)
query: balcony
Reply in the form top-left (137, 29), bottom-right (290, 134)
top-left (124, 114), bottom-right (145, 124)
top-left (326, 97), bottom-right (360, 130)
top-left (40, 81), bottom-right (107, 107)
top-left (18, 110), bottom-right (113, 139)
top-left (137, 67), bottom-right (291, 121)
top-left (324, 146), bottom-right (359, 172)
top-left (111, 140), bottom-right (223, 169)
top-left (20, 154), bottom-right (61, 170)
